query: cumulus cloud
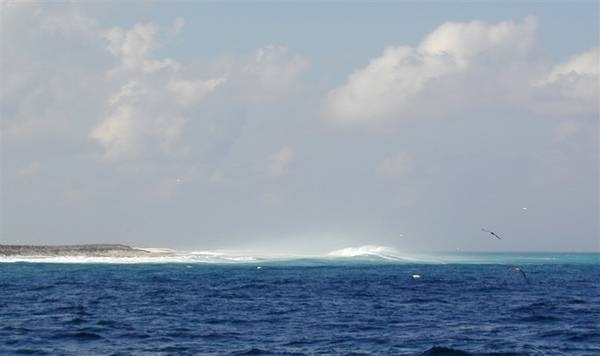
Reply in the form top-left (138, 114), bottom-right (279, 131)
top-left (2, 3), bottom-right (308, 163)
top-left (102, 23), bottom-right (180, 73)
top-left (418, 16), bottom-right (536, 67)
top-left (269, 146), bottom-right (294, 177)
top-left (92, 34), bottom-right (307, 160)
top-left (90, 75), bottom-right (225, 160)
top-left (377, 152), bottom-right (413, 178)
top-left (531, 47), bottom-right (599, 115)
top-left (323, 16), bottom-right (598, 126)
top-left (323, 17), bottom-right (537, 125)
top-left (546, 47), bottom-right (599, 80)
top-left (90, 78), bottom-right (193, 160)
top-left (90, 21), bottom-right (225, 160)
top-left (168, 78), bottom-right (227, 107)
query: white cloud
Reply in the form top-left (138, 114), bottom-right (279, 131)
top-left (377, 152), bottom-right (413, 178)
top-left (2, 4), bottom-right (306, 161)
top-left (325, 17), bottom-right (599, 126)
top-left (418, 16), bottom-right (536, 67)
top-left (531, 47), bottom-right (599, 115)
top-left (168, 78), bottom-right (227, 107)
top-left (324, 17), bottom-right (537, 126)
top-left (324, 46), bottom-right (454, 125)
top-left (90, 74), bottom-right (222, 160)
top-left (90, 21), bottom-right (224, 160)
top-left (90, 42), bottom-right (306, 160)
top-left (108, 81), bottom-right (146, 106)
top-left (103, 24), bottom-right (157, 66)
top-left (102, 23), bottom-right (180, 73)
top-left (546, 47), bottom-right (599, 80)
top-left (90, 96), bottom-right (148, 160)
top-left (269, 146), bottom-right (294, 176)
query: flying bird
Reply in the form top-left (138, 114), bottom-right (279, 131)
top-left (481, 228), bottom-right (502, 240)
top-left (511, 266), bottom-right (529, 283)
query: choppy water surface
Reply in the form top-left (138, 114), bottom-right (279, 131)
top-left (1, 254), bottom-right (599, 355)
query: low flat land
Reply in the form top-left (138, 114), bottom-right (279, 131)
top-left (0, 244), bottom-right (173, 257)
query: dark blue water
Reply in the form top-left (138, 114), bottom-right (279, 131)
top-left (1, 261), bottom-right (599, 355)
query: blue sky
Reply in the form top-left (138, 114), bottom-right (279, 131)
top-left (1, 1), bottom-right (598, 253)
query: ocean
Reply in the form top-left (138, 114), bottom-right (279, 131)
top-left (1, 251), bottom-right (599, 355)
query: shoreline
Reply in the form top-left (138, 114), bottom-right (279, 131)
top-left (0, 244), bottom-right (174, 258)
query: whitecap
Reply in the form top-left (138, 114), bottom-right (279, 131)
top-left (326, 245), bottom-right (433, 263)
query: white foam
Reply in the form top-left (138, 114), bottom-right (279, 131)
top-left (327, 245), bottom-right (423, 261)
top-left (0, 245), bottom-right (440, 264)
top-left (328, 245), bottom-right (450, 264)
top-left (0, 250), bottom-right (261, 264)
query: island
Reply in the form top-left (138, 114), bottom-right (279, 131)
top-left (0, 244), bottom-right (174, 257)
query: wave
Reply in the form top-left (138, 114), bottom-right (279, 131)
top-left (326, 245), bottom-right (434, 263)
top-left (1, 245), bottom-right (597, 265)
top-left (0, 245), bottom-right (428, 264)
top-left (328, 245), bottom-right (401, 259)
top-left (0, 253), bottom-right (262, 265)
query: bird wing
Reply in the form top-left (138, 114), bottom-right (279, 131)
top-left (512, 266), bottom-right (529, 283)
top-left (519, 269), bottom-right (529, 283)
top-left (482, 228), bottom-right (502, 239)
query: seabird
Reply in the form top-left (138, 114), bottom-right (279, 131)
top-left (481, 228), bottom-right (502, 240)
top-left (412, 274), bottom-right (421, 279)
top-left (511, 266), bottom-right (529, 283)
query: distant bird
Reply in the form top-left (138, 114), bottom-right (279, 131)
top-left (256, 266), bottom-right (262, 270)
top-left (511, 266), bottom-right (529, 283)
top-left (412, 274), bottom-right (421, 279)
top-left (481, 228), bottom-right (502, 240)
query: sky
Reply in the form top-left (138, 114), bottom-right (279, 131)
top-left (1, 1), bottom-right (598, 253)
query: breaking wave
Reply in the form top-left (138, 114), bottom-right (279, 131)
top-left (0, 245), bottom-right (433, 264)
top-left (0, 251), bottom-right (262, 265)
top-left (327, 245), bottom-right (431, 262)
top-left (1, 245), bottom-right (597, 265)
